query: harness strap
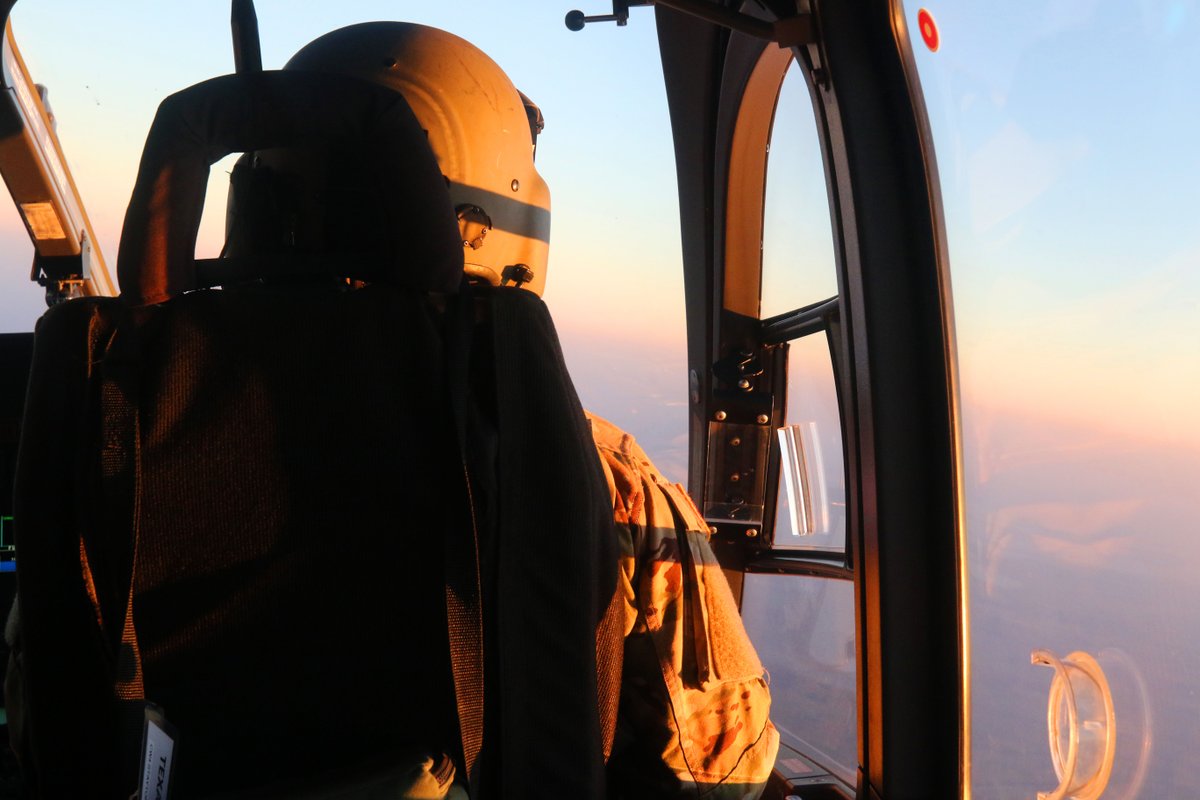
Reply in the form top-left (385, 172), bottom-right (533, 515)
top-left (443, 285), bottom-right (486, 796)
top-left (96, 318), bottom-right (151, 796)
top-left (487, 287), bottom-right (613, 797)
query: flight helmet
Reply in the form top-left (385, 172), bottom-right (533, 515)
top-left (284, 22), bottom-right (552, 296)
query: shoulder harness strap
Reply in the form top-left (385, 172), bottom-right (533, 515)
top-left (94, 314), bottom-right (157, 797)
top-left (443, 284), bottom-right (486, 796)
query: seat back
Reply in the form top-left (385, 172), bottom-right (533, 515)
top-left (13, 69), bottom-right (619, 800)
top-left (13, 71), bottom-right (469, 797)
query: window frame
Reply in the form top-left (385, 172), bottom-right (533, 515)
top-left (760, 297), bottom-right (849, 568)
top-left (657, 0), bottom-right (967, 796)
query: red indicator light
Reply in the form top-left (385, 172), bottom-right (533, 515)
top-left (917, 8), bottom-right (940, 52)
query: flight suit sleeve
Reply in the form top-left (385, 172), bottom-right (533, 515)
top-left (587, 412), bottom-right (779, 798)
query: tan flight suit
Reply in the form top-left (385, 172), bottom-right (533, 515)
top-left (589, 412), bottom-right (779, 797)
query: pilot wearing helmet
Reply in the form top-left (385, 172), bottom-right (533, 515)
top-left (231, 22), bottom-right (779, 798)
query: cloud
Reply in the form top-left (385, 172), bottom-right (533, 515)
top-left (968, 122), bottom-right (1090, 231)
top-left (981, 498), bottom-right (1140, 594)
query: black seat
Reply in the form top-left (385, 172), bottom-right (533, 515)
top-left (10, 71), bottom-right (617, 798)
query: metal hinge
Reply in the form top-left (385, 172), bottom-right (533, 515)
top-left (566, 0), bottom-right (816, 47)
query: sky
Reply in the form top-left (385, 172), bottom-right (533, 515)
top-left (910, 0), bottom-right (1200, 448)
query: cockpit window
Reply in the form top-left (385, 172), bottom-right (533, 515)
top-left (771, 332), bottom-right (845, 552)
top-left (743, 573), bottom-right (856, 782)
top-left (907, 2), bottom-right (1200, 796)
top-left (760, 59), bottom-right (836, 319)
top-left (757, 59), bottom-right (846, 555)
top-left (736, 43), bottom-right (856, 786)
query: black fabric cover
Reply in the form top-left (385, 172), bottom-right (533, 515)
top-left (478, 286), bottom-right (620, 797)
top-left (13, 285), bottom-right (621, 798)
top-left (10, 301), bottom-right (119, 795)
top-left (16, 287), bottom-right (464, 796)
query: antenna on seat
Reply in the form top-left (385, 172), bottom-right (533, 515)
top-left (231, 0), bottom-right (262, 73)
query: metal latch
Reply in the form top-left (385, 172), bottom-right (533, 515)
top-left (703, 420), bottom-right (770, 529)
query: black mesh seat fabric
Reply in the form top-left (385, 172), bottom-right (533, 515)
top-left (17, 286), bottom-right (463, 797)
top-left (10, 71), bottom-right (618, 799)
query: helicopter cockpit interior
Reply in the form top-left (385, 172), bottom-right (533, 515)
top-left (2, 0), bottom-right (1198, 798)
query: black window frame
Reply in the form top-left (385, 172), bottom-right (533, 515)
top-left (657, 0), bottom-right (967, 797)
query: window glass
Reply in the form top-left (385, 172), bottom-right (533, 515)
top-left (760, 59), bottom-right (837, 319)
top-left (749, 46), bottom-right (855, 788)
top-left (907, 3), bottom-right (1200, 797)
top-left (773, 332), bottom-right (845, 551)
top-left (742, 573), bottom-right (856, 783)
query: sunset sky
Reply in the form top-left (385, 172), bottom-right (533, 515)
top-left (911, 0), bottom-right (1200, 448)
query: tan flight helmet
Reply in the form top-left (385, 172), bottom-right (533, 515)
top-left (285, 22), bottom-right (551, 296)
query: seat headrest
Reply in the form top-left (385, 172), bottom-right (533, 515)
top-left (116, 71), bottom-right (463, 306)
